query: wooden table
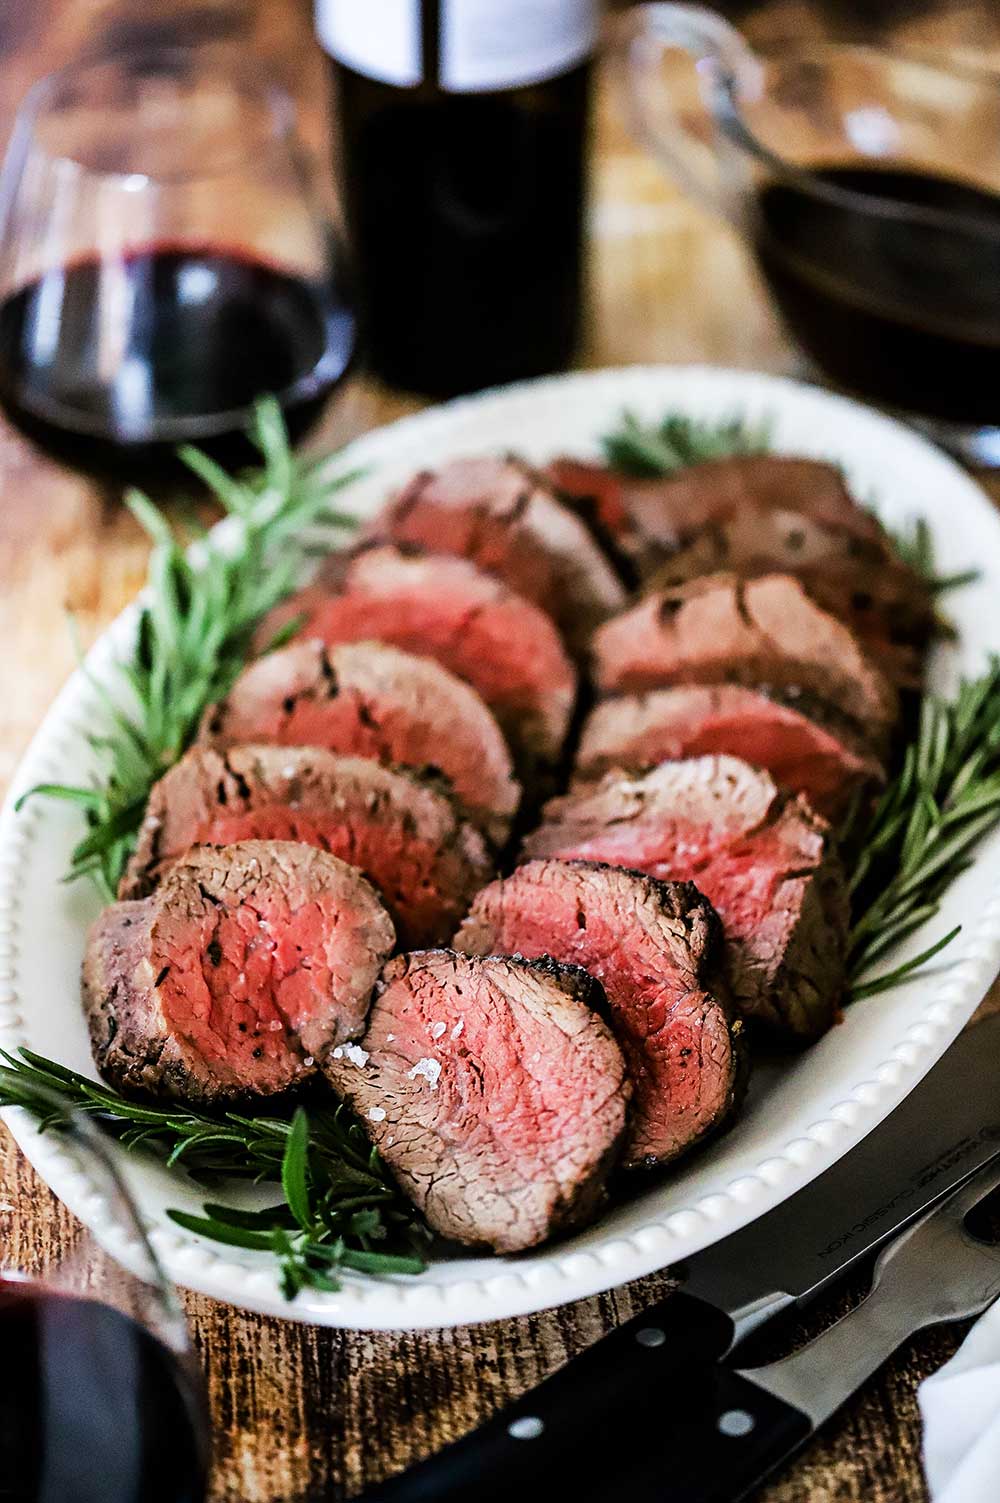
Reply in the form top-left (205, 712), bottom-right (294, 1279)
top-left (3, 3), bottom-right (1000, 1500)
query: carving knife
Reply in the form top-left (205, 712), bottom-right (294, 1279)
top-left (360, 1011), bottom-right (1000, 1502)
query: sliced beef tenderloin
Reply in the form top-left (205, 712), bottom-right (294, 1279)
top-left (454, 860), bottom-right (744, 1170)
top-left (576, 685), bottom-right (883, 819)
top-left (365, 456), bottom-right (626, 650)
top-left (255, 546), bottom-right (577, 772)
top-left (620, 455), bottom-right (888, 561)
top-left (522, 757), bottom-right (849, 1041)
top-left (545, 457), bottom-right (648, 582)
top-left (120, 746), bottom-right (494, 947)
top-left (642, 505), bottom-right (934, 690)
top-left (83, 841), bottom-right (395, 1106)
top-left (546, 458), bottom-right (631, 543)
top-left (591, 573), bottom-right (898, 751)
top-left (198, 639), bottom-right (520, 846)
top-left (325, 949), bottom-right (630, 1252)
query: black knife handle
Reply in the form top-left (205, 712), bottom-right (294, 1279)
top-left (358, 1293), bottom-right (811, 1503)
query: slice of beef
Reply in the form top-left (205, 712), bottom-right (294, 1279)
top-left (546, 458), bottom-right (632, 544)
top-left (366, 456), bottom-right (626, 650)
top-left (325, 949), bottom-right (630, 1252)
top-left (576, 685), bottom-right (883, 819)
top-left (642, 504), bottom-right (934, 689)
top-left (83, 841), bottom-right (395, 1106)
top-left (454, 860), bottom-right (744, 1170)
top-left (522, 757), bottom-right (849, 1041)
top-left (620, 455), bottom-right (888, 560)
top-left (255, 546), bottom-right (577, 771)
top-left (120, 746), bottom-right (495, 947)
top-left (199, 639), bottom-right (520, 846)
top-left (545, 458), bottom-right (648, 583)
top-left (591, 573), bottom-right (898, 749)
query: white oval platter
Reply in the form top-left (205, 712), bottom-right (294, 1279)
top-left (3, 365), bottom-right (1000, 1331)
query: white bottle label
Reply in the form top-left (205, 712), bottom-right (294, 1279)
top-left (442, 0), bottom-right (597, 91)
top-left (315, 0), bottom-right (596, 91)
top-left (315, 0), bottom-right (422, 88)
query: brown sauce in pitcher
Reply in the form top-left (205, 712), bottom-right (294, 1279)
top-left (752, 165), bottom-right (1000, 424)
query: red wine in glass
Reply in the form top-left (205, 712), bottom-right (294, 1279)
top-left (0, 51), bottom-right (355, 478)
top-left (0, 242), bottom-right (356, 476)
top-left (0, 1280), bottom-right (207, 1503)
top-left (0, 1092), bottom-right (209, 1501)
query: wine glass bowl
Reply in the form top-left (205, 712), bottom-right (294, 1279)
top-left (0, 1092), bottom-right (209, 1503)
top-left (0, 49), bottom-right (356, 477)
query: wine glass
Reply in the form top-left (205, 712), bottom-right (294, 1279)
top-left (0, 47), bottom-right (356, 478)
top-left (0, 1092), bottom-right (210, 1503)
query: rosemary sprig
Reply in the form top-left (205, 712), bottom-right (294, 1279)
top-left (0, 1048), bottom-right (429, 1299)
top-left (602, 408), bottom-right (772, 477)
top-left (4, 404), bottom-right (998, 1294)
top-left (16, 397), bottom-right (358, 898)
top-left (848, 660), bottom-right (1000, 998)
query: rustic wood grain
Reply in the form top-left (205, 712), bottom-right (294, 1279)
top-left (1, 3), bottom-right (1000, 1500)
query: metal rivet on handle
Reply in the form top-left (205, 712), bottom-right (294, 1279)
top-left (508, 1417), bottom-right (544, 1440)
top-left (718, 1409), bottom-right (756, 1437)
top-left (635, 1327), bottom-right (666, 1348)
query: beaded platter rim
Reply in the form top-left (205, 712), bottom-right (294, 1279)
top-left (3, 364), bottom-right (1000, 1330)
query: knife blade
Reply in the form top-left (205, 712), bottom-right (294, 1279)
top-left (605, 1153), bottom-right (1000, 1503)
top-left (683, 1008), bottom-right (1000, 1348)
top-left (359, 1012), bottom-right (1000, 1503)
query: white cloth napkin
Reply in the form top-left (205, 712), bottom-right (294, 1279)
top-left (920, 1300), bottom-right (1000, 1501)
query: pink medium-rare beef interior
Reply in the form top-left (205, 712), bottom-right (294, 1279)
top-left (199, 638), bottom-right (520, 846)
top-left (529, 756), bottom-right (779, 878)
top-left (523, 758), bottom-right (848, 1040)
top-left (367, 456), bottom-right (626, 650)
top-left (575, 685), bottom-right (882, 819)
top-left (326, 949), bottom-right (630, 1252)
top-left (121, 748), bottom-right (494, 947)
top-left (256, 546), bottom-right (577, 769)
top-left (454, 860), bottom-right (743, 1170)
top-left (592, 572), bottom-right (898, 744)
top-left (155, 886), bottom-right (339, 1087)
top-left (83, 841), bottom-right (395, 1105)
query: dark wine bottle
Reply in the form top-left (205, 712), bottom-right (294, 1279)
top-left (317, 0), bottom-right (596, 397)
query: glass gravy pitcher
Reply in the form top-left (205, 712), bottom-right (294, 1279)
top-left (618, 4), bottom-right (1000, 465)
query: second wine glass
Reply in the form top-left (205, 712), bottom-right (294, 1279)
top-left (0, 1092), bottom-right (209, 1503)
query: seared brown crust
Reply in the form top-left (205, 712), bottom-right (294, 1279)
top-left (325, 949), bottom-right (630, 1252)
top-left (365, 456), bottom-right (626, 651)
top-left (522, 756), bottom-right (849, 1041)
top-left (119, 746), bottom-right (495, 947)
top-left (591, 573), bottom-right (898, 749)
top-left (618, 455), bottom-right (889, 557)
top-left (640, 505), bottom-right (934, 690)
top-left (454, 860), bottom-right (745, 1170)
top-left (83, 841), bottom-right (395, 1106)
top-left (548, 453), bottom-right (933, 684)
top-left (198, 639), bottom-right (520, 847)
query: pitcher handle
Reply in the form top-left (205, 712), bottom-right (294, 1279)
top-left (614, 3), bottom-right (764, 222)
